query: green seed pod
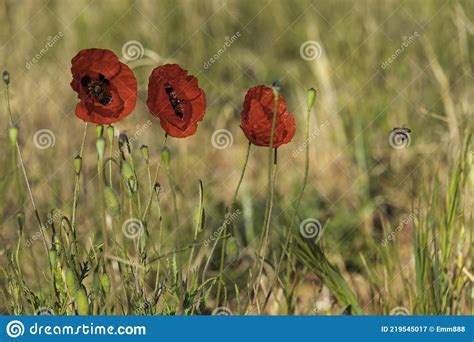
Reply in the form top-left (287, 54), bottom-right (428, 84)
top-left (65, 268), bottom-right (77, 296)
top-left (306, 87), bottom-right (317, 111)
top-left (76, 287), bottom-right (89, 315)
top-left (100, 273), bottom-right (111, 294)
top-left (16, 211), bottom-right (25, 235)
top-left (104, 186), bottom-right (120, 215)
top-left (95, 124), bottom-right (104, 138)
top-left (96, 137), bottom-right (105, 159)
top-left (74, 155), bottom-right (82, 175)
top-left (121, 160), bottom-right (134, 180)
top-left (225, 236), bottom-right (240, 265)
top-left (8, 125), bottom-right (18, 146)
top-left (3, 70), bottom-right (10, 85)
top-left (140, 145), bottom-right (149, 162)
top-left (106, 125), bottom-right (114, 143)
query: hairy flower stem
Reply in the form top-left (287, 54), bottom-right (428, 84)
top-left (71, 123), bottom-right (88, 236)
top-left (252, 88), bottom-right (280, 310)
top-left (215, 141), bottom-right (252, 305)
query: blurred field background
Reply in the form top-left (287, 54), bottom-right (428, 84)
top-left (0, 0), bottom-right (472, 315)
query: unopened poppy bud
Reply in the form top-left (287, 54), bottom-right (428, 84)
top-left (96, 137), bottom-right (105, 159)
top-left (100, 273), bottom-right (111, 294)
top-left (74, 155), bottom-right (82, 175)
top-left (65, 268), bottom-right (77, 296)
top-left (121, 160), bottom-right (134, 180)
top-left (140, 145), bottom-right (149, 162)
top-left (16, 211), bottom-right (25, 235)
top-left (106, 125), bottom-right (114, 143)
top-left (8, 125), bottom-right (18, 146)
top-left (104, 186), bottom-right (120, 215)
top-left (76, 287), bottom-right (89, 315)
top-left (306, 87), bottom-right (317, 111)
top-left (95, 124), bottom-right (104, 138)
top-left (118, 133), bottom-right (131, 154)
top-left (3, 71), bottom-right (10, 85)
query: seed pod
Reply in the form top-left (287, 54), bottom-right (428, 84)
top-left (76, 287), bottom-right (89, 315)
top-left (306, 87), bottom-right (317, 111)
top-left (95, 124), bottom-right (104, 138)
top-left (8, 125), bottom-right (18, 146)
top-left (3, 70), bottom-right (10, 85)
top-left (74, 155), bottom-right (82, 175)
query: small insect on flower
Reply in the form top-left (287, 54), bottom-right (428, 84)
top-left (146, 64), bottom-right (206, 138)
top-left (70, 48), bottom-right (137, 125)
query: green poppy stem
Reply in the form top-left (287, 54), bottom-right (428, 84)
top-left (252, 86), bottom-right (281, 310)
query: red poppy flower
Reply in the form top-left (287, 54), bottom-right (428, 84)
top-left (70, 48), bottom-right (137, 124)
top-left (146, 64), bottom-right (206, 138)
top-left (240, 85), bottom-right (296, 148)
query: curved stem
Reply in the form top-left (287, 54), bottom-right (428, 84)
top-left (4, 84), bottom-right (49, 264)
top-left (142, 134), bottom-right (168, 222)
top-left (215, 141), bottom-right (252, 305)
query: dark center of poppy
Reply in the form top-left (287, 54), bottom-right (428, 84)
top-left (165, 85), bottom-right (184, 118)
top-left (81, 74), bottom-right (112, 105)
